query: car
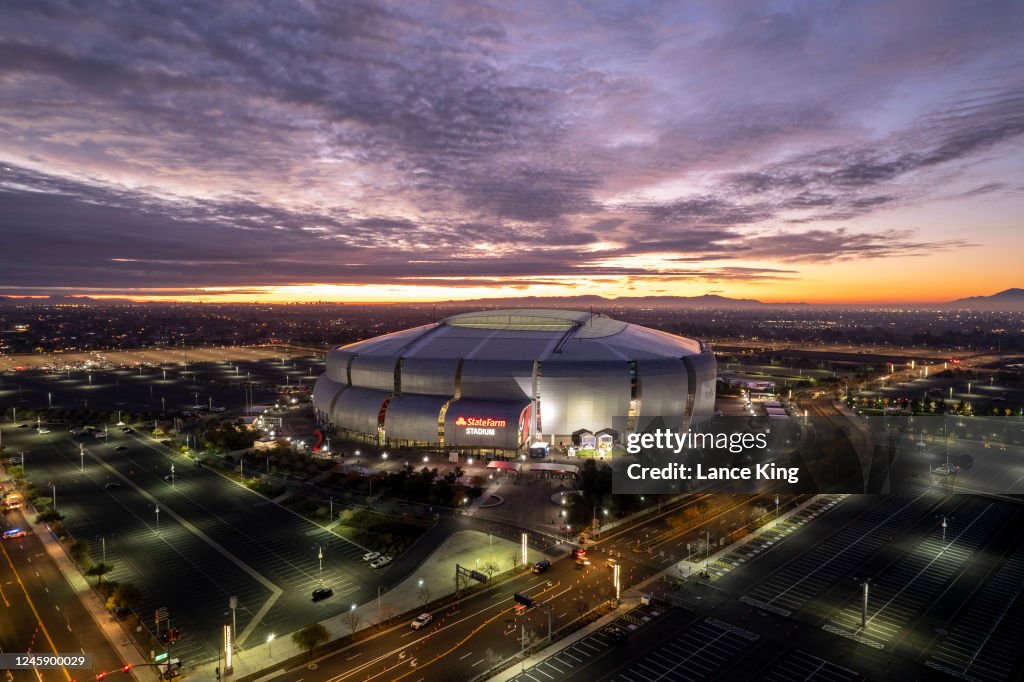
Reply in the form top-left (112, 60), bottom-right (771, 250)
top-left (9, 457), bottom-right (22, 465)
top-left (121, 427), bottom-right (133, 433)
top-left (114, 445), bottom-right (128, 451)
top-left (37, 428), bottom-right (51, 434)
top-left (311, 587), bottom-right (333, 601)
top-left (163, 474), bottom-right (175, 481)
top-left (17, 424), bottom-right (29, 428)
top-left (69, 428), bottom-right (85, 436)
top-left (606, 558), bottom-right (619, 568)
top-left (94, 432), bottom-right (108, 439)
top-left (3, 528), bottom-right (26, 540)
top-left (575, 558), bottom-right (591, 568)
top-left (410, 613), bottom-right (433, 630)
top-left (362, 551), bottom-right (380, 562)
top-left (104, 482), bottom-right (122, 490)
top-left (603, 625), bottom-right (627, 642)
top-left (532, 560), bottom-right (551, 574)
top-left (370, 555), bottom-right (393, 569)
top-left (211, 407), bottom-right (226, 413)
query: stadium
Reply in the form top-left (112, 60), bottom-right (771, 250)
top-left (312, 309), bottom-right (716, 454)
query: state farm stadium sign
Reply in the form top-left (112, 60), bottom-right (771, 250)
top-left (455, 416), bottom-right (507, 436)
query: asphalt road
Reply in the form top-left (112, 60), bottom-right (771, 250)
top-left (0, 506), bottom-right (126, 682)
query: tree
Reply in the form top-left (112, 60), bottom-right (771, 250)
top-left (113, 582), bottom-right (142, 610)
top-left (418, 583), bottom-right (433, 608)
top-left (574, 599), bottom-right (588, 618)
top-left (36, 508), bottom-right (64, 524)
top-left (69, 538), bottom-right (91, 566)
top-left (292, 623), bottom-right (329, 658)
top-left (85, 562), bottom-right (113, 585)
top-left (343, 607), bottom-right (361, 638)
top-left (481, 561), bottom-right (500, 580)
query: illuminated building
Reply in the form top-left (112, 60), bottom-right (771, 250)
top-left (313, 309), bottom-right (715, 453)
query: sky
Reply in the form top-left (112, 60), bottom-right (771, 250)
top-left (0, 0), bottom-right (1022, 304)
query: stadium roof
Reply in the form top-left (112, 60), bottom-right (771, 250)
top-left (336, 308), bottom-right (701, 362)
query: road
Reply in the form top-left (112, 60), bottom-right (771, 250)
top-left (258, 492), bottom-right (788, 682)
top-left (0, 505), bottom-right (127, 682)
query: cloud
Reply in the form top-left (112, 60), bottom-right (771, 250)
top-left (0, 1), bottom-right (1021, 297)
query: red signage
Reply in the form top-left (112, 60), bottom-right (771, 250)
top-left (455, 416), bottom-right (507, 428)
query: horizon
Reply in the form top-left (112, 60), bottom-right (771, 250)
top-left (1, 288), bottom-right (1021, 307)
top-left (2, 2), bottom-right (1023, 304)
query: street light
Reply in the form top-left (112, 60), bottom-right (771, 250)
top-left (267, 633), bottom-right (275, 659)
top-left (700, 529), bottom-right (710, 576)
top-left (155, 504), bottom-right (160, 534)
top-left (318, 546), bottom-right (323, 585)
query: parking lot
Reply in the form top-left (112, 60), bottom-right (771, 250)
top-left (758, 649), bottom-right (861, 682)
top-left (925, 539), bottom-right (1024, 681)
top-left (738, 489), bottom-right (945, 617)
top-left (1, 423), bottom-right (386, 663)
top-left (822, 496), bottom-right (1014, 650)
top-left (0, 354), bottom-right (324, 421)
top-left (704, 495), bottom-right (847, 583)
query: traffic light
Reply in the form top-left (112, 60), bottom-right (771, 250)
top-left (173, 626), bottom-right (182, 641)
top-left (160, 630), bottom-right (169, 644)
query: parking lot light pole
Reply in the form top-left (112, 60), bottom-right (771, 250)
top-left (155, 504), bottom-right (160, 534)
top-left (267, 633), bottom-right (274, 659)
top-left (318, 546), bottom-right (323, 585)
top-left (80, 443), bottom-right (84, 471)
top-left (701, 529), bottom-right (710, 576)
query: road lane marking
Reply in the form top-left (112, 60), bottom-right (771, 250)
top-left (459, 652), bottom-right (473, 660)
top-left (1, 540), bottom-right (72, 681)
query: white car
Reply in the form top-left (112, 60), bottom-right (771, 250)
top-left (38, 428), bottom-right (51, 434)
top-left (410, 613), bottom-right (432, 630)
top-left (362, 551), bottom-right (380, 562)
top-left (370, 555), bottom-right (392, 569)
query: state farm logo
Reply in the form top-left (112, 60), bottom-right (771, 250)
top-left (455, 416), bottom-right (507, 428)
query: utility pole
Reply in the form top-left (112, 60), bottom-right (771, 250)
top-left (521, 622), bottom-right (526, 672)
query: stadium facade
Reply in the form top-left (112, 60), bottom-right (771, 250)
top-left (312, 309), bottom-right (716, 453)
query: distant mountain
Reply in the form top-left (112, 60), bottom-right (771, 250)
top-left (947, 288), bottom-right (1024, 310)
top-left (0, 294), bottom-right (142, 305)
top-left (442, 294), bottom-right (807, 309)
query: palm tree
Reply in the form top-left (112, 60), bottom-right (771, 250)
top-left (85, 562), bottom-right (113, 585)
